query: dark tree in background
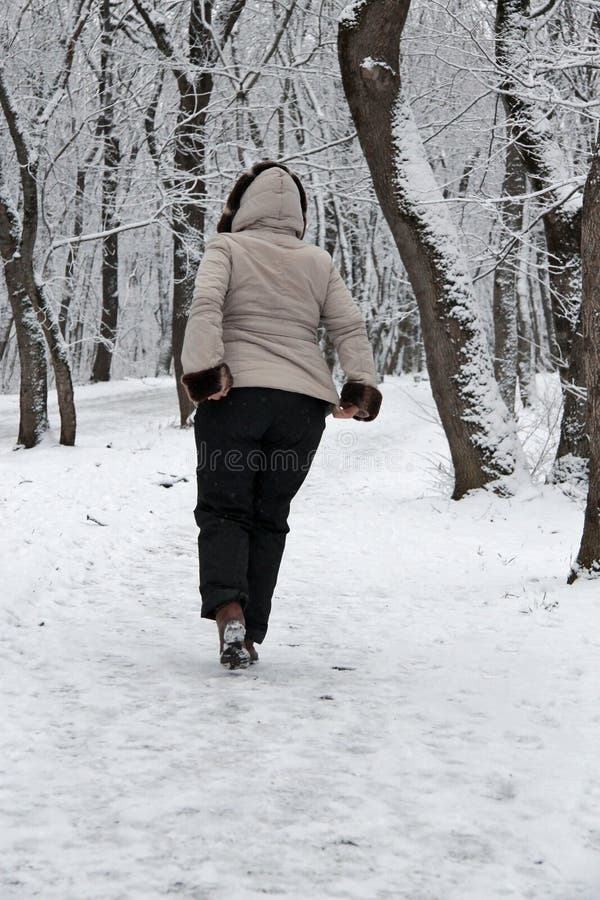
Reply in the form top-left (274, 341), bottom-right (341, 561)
top-left (494, 0), bottom-right (589, 479)
top-left (91, 0), bottom-right (121, 383)
top-left (493, 138), bottom-right (525, 411)
top-left (569, 140), bottom-right (600, 581)
top-left (133, 0), bottom-right (246, 425)
top-left (0, 66), bottom-right (76, 446)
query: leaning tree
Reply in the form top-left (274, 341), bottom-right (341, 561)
top-left (338, 0), bottom-right (523, 499)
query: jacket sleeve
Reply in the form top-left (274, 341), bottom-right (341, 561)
top-left (321, 261), bottom-right (383, 421)
top-left (180, 236), bottom-right (234, 403)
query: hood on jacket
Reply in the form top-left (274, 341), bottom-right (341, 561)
top-left (231, 167), bottom-right (305, 239)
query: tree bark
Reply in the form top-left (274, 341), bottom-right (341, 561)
top-left (92, 0), bottom-right (121, 382)
top-left (91, 130), bottom-right (120, 381)
top-left (0, 191), bottom-right (49, 447)
top-left (516, 271), bottom-right (536, 407)
top-left (26, 277), bottom-right (77, 446)
top-left (568, 140), bottom-right (600, 580)
top-left (537, 245), bottom-right (558, 366)
top-left (0, 70), bottom-right (76, 446)
top-left (134, 0), bottom-right (246, 425)
top-left (515, 203), bottom-right (537, 407)
top-left (493, 138), bottom-right (524, 410)
top-left (155, 237), bottom-right (173, 376)
top-left (0, 315), bottom-right (14, 364)
top-left (338, 0), bottom-right (521, 499)
top-left (171, 70), bottom-right (211, 424)
top-left (494, 0), bottom-right (585, 474)
top-left (554, 304), bottom-right (588, 478)
top-left (60, 165), bottom-right (87, 338)
top-left (144, 77), bottom-right (173, 377)
top-left (320, 195), bottom-right (340, 373)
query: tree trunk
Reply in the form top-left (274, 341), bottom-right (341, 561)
top-left (171, 72), bottom-right (212, 425)
top-left (155, 238), bottom-right (173, 376)
top-left (91, 133), bottom-right (120, 381)
top-left (0, 70), bottom-right (76, 446)
top-left (92, 0), bottom-right (120, 382)
top-left (134, 0), bottom-right (247, 425)
top-left (339, 0), bottom-right (521, 499)
top-left (321, 195), bottom-right (339, 373)
top-left (0, 315), bottom-right (13, 364)
top-left (527, 253), bottom-right (551, 373)
top-left (495, 0), bottom-right (583, 365)
top-left (143, 76), bottom-right (173, 378)
top-left (494, 0), bottom-right (585, 475)
top-left (568, 141), bottom-right (600, 580)
top-left (537, 246), bottom-right (558, 366)
top-left (516, 274), bottom-right (535, 408)
top-left (554, 307), bottom-right (588, 480)
top-left (156, 335), bottom-right (173, 377)
top-left (548, 215), bottom-right (587, 475)
top-left (60, 165), bottom-right (87, 338)
top-left (515, 203), bottom-right (537, 408)
top-left (0, 191), bottom-right (49, 447)
top-left (493, 138), bottom-right (524, 410)
top-left (25, 276), bottom-right (77, 446)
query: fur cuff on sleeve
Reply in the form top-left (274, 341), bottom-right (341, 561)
top-left (340, 382), bottom-right (382, 422)
top-left (181, 363), bottom-right (233, 403)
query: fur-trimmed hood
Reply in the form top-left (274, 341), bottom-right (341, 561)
top-left (228, 166), bottom-right (305, 239)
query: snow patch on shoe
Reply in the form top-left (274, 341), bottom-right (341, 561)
top-left (220, 620), bottom-right (251, 670)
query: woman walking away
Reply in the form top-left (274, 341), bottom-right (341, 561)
top-left (181, 161), bottom-right (382, 669)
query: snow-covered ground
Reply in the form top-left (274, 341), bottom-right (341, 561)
top-left (1, 376), bottom-right (599, 899)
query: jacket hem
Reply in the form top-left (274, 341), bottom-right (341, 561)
top-left (229, 372), bottom-right (339, 407)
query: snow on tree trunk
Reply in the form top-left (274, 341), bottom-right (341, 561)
top-left (528, 255), bottom-right (552, 374)
top-left (493, 138), bottom-right (524, 411)
top-left (537, 246), bottom-right (558, 365)
top-left (339, 0), bottom-right (522, 500)
top-left (568, 141), bottom-right (600, 581)
top-left (0, 190), bottom-right (49, 448)
top-left (516, 275), bottom-right (535, 409)
top-left (494, 0), bottom-right (586, 477)
top-left (91, 146), bottom-right (120, 382)
top-left (171, 77), bottom-right (210, 426)
top-left (59, 166), bottom-right (87, 339)
top-left (155, 237), bottom-right (173, 377)
top-left (0, 69), bottom-right (76, 446)
top-left (516, 208), bottom-right (537, 408)
top-left (24, 275), bottom-right (77, 447)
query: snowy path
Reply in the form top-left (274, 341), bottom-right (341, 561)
top-left (1, 377), bottom-right (599, 899)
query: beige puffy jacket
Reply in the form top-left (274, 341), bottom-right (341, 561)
top-left (181, 166), bottom-right (380, 415)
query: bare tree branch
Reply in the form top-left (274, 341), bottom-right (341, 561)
top-left (131, 0), bottom-right (184, 79)
top-left (529, 0), bottom-right (563, 20)
top-left (238, 0), bottom-right (298, 98)
top-left (220, 0), bottom-right (246, 45)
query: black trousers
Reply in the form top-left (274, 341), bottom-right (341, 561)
top-left (193, 387), bottom-right (327, 643)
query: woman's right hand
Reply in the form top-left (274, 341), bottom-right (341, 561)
top-left (207, 370), bottom-right (232, 401)
top-left (332, 403), bottom-right (360, 419)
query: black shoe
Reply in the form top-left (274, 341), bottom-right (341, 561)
top-left (245, 639), bottom-right (259, 664)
